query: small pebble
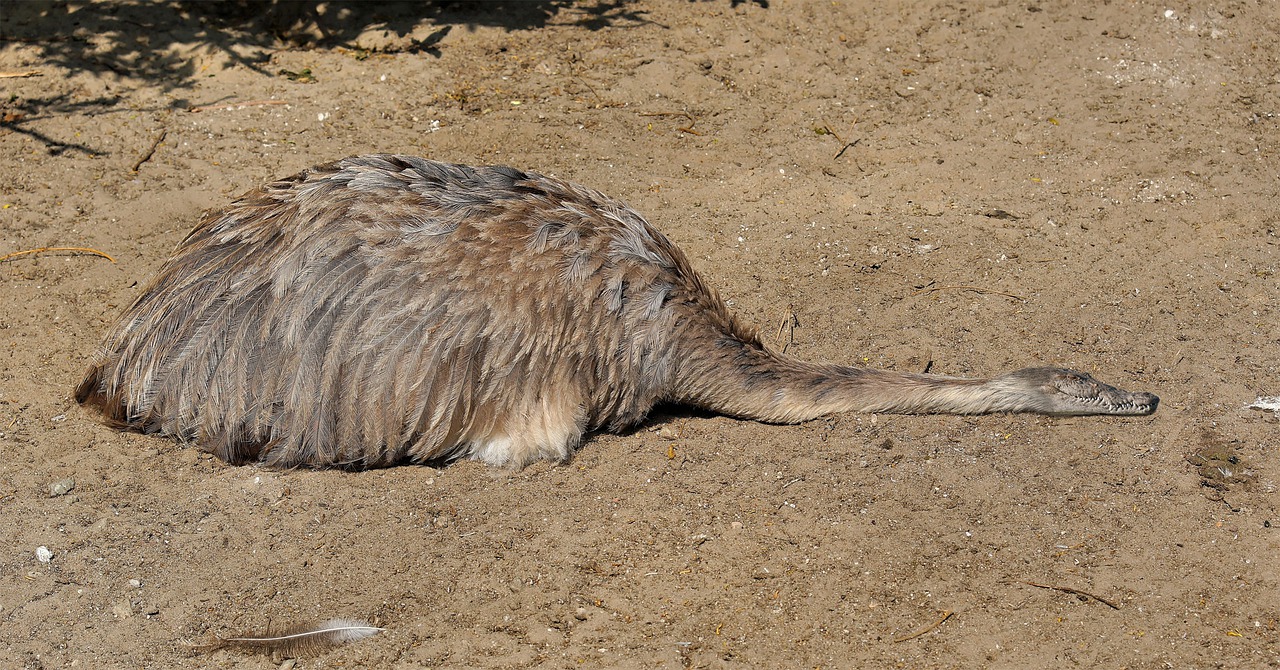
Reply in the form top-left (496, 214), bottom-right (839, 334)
top-left (128, 579), bottom-right (142, 588)
top-left (730, 521), bottom-right (744, 530)
top-left (49, 477), bottom-right (76, 497)
top-left (35, 546), bottom-right (53, 563)
top-left (655, 426), bottom-right (679, 440)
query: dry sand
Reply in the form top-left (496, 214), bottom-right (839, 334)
top-left (1, 1), bottom-right (1277, 667)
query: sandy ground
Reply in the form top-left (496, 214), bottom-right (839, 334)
top-left (1, 1), bottom-right (1278, 668)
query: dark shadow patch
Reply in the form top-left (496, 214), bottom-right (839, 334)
top-left (0, 1), bottom-right (665, 92)
top-left (623, 404), bottom-right (717, 436)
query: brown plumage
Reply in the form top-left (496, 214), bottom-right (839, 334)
top-left (76, 155), bottom-right (1158, 469)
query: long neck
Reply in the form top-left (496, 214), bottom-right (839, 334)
top-left (670, 334), bottom-right (1029, 422)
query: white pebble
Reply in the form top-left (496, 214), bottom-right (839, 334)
top-left (49, 477), bottom-right (76, 497)
top-left (35, 546), bottom-right (53, 563)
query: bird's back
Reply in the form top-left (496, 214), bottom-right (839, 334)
top-left (77, 155), bottom-right (742, 468)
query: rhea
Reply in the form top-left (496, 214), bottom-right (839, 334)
top-left (76, 155), bottom-right (1158, 469)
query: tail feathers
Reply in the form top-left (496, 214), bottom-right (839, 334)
top-left (73, 366), bottom-right (100, 406)
top-left (74, 364), bottom-right (135, 428)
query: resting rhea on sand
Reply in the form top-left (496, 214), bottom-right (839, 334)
top-left (76, 155), bottom-right (1158, 469)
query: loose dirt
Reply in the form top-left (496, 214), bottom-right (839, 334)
top-left (1, 1), bottom-right (1277, 668)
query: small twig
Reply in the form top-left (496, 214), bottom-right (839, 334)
top-left (1022, 581), bottom-right (1120, 610)
top-left (892, 610), bottom-right (953, 643)
top-left (0, 71), bottom-right (43, 79)
top-left (910, 285), bottom-right (1025, 301)
top-left (575, 77), bottom-right (602, 102)
top-left (131, 128), bottom-right (167, 172)
top-left (639, 111), bottom-right (701, 135)
top-left (189, 100), bottom-right (289, 113)
top-left (817, 121), bottom-right (843, 144)
top-left (0, 246), bottom-right (116, 264)
top-left (834, 137), bottom-right (861, 160)
top-left (570, 76), bottom-right (622, 109)
top-left (1215, 495), bottom-right (1241, 513)
top-left (774, 304), bottom-right (799, 353)
top-left (820, 117), bottom-right (860, 160)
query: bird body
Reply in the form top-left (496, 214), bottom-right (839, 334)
top-left (76, 155), bottom-right (1157, 469)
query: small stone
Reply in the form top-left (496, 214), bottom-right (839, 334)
top-left (655, 426), bottom-right (679, 440)
top-left (574, 607), bottom-right (588, 621)
top-left (730, 521), bottom-right (744, 530)
top-left (49, 478), bottom-right (75, 497)
top-left (35, 546), bottom-right (53, 563)
top-left (128, 579), bottom-right (142, 588)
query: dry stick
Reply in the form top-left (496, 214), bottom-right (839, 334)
top-left (910, 285), bottom-right (1025, 301)
top-left (892, 610), bottom-right (954, 643)
top-left (818, 122), bottom-right (844, 144)
top-left (822, 117), bottom-right (861, 160)
top-left (575, 77), bottom-right (603, 105)
top-left (639, 111), bottom-right (701, 135)
top-left (576, 76), bottom-right (601, 98)
top-left (189, 100), bottom-right (289, 113)
top-left (0, 247), bottom-right (116, 264)
top-left (834, 137), bottom-right (861, 160)
top-left (1022, 580), bottom-right (1120, 610)
top-left (131, 128), bottom-right (167, 172)
top-left (774, 304), bottom-right (799, 354)
top-left (0, 71), bottom-right (43, 78)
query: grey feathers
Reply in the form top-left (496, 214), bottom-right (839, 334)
top-left (77, 154), bottom-right (1156, 470)
top-left (191, 618), bottom-right (383, 656)
top-left (77, 155), bottom-right (717, 468)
